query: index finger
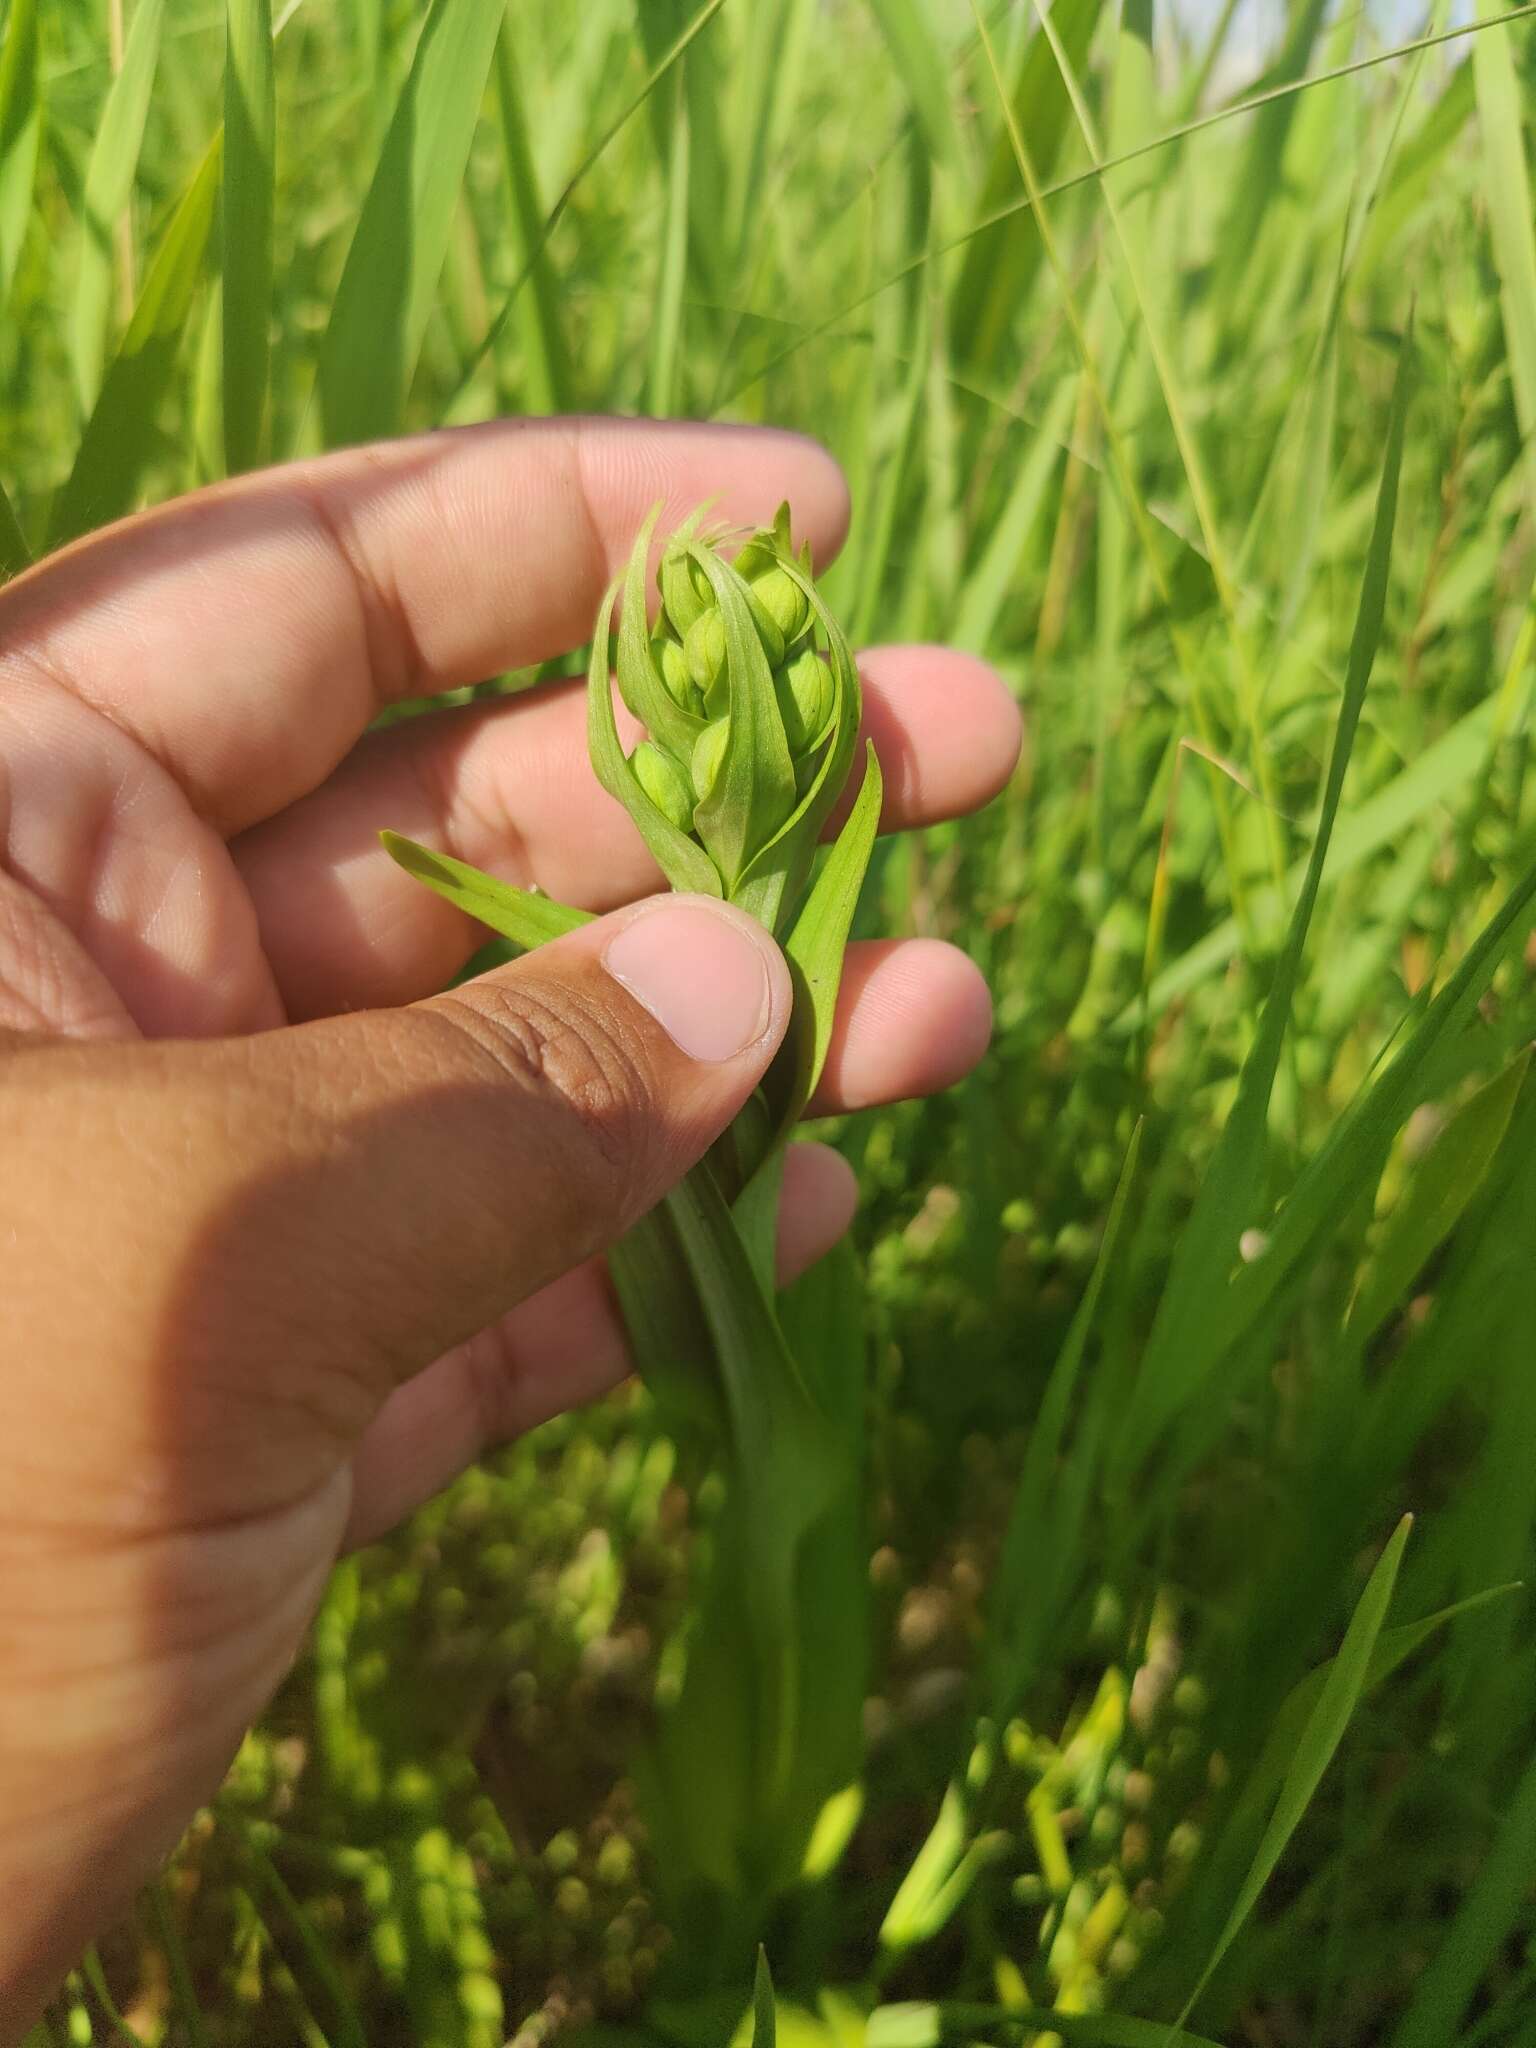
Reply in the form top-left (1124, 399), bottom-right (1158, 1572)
top-left (0, 418), bottom-right (850, 835)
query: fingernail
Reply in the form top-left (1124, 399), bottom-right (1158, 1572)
top-left (602, 899), bottom-right (775, 1063)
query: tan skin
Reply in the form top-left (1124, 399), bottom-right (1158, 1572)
top-left (0, 418), bottom-right (1020, 2035)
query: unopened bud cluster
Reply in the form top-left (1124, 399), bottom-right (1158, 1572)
top-left (588, 502), bottom-right (861, 938)
top-left (634, 522), bottom-right (834, 825)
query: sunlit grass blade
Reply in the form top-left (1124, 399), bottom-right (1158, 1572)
top-left (68, 0), bottom-right (166, 417)
top-left (0, 472), bottom-right (29, 578)
top-left (949, 0), bottom-right (1103, 374)
top-left (492, 22), bottom-right (572, 414)
top-left (1175, 1515), bottom-right (1412, 2028)
top-left (644, 68), bottom-right (690, 415)
top-left (952, 377), bottom-right (1075, 652)
top-left (1214, 0), bottom-right (1330, 303)
top-left (49, 133), bottom-right (224, 549)
top-left (866, 0), bottom-right (959, 164)
top-left (1125, 688), bottom-right (1509, 1026)
top-left (316, 0), bottom-right (504, 446)
top-left (446, 0), bottom-right (728, 415)
top-left (222, 0), bottom-right (275, 473)
top-left (1112, 314), bottom-right (1414, 1475)
top-left (0, 0), bottom-right (39, 307)
top-left (1473, 0), bottom-right (1536, 500)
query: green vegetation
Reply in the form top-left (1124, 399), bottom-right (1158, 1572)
top-left (8, 0), bottom-right (1536, 2042)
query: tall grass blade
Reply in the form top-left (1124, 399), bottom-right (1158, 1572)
top-left (952, 378), bottom-right (1075, 654)
top-left (49, 134), bottom-right (224, 548)
top-left (866, 0), bottom-right (959, 164)
top-left (492, 22), bottom-right (572, 413)
top-left (644, 67), bottom-right (690, 415)
top-left (0, 0), bottom-right (40, 307)
top-left (222, 0), bottom-right (275, 472)
top-left (1216, 0), bottom-right (1330, 300)
top-left (750, 1948), bottom-right (776, 2048)
top-left (1391, 1742), bottom-right (1536, 2047)
top-left (316, 0), bottom-right (505, 446)
top-left (1473, 0), bottom-right (1536, 500)
top-left (1114, 316), bottom-right (1415, 1473)
top-left (1174, 1515), bottom-right (1413, 2028)
top-left (447, 0), bottom-right (727, 424)
top-left (68, 0), bottom-right (166, 416)
top-left (986, 1121), bottom-right (1143, 1718)
top-left (949, 0), bottom-right (1103, 375)
top-left (0, 472), bottom-right (29, 578)
top-left (234, 1821), bottom-right (368, 2048)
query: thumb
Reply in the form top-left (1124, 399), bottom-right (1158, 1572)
top-left (2, 894), bottom-right (788, 1513)
top-left (237, 891), bottom-right (792, 1384)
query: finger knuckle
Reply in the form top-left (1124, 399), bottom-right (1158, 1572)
top-left (437, 981), bottom-right (658, 1216)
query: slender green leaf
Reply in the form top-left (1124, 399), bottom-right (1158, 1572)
top-left (49, 133), bottom-right (223, 548)
top-left (1392, 1740), bottom-right (1536, 2047)
top-left (0, 0), bottom-right (40, 306)
top-left (952, 377), bottom-right (1075, 653)
top-left (1349, 1047), bottom-right (1530, 1342)
top-left (988, 1122), bottom-right (1143, 1717)
top-left (378, 832), bottom-right (591, 949)
top-left (949, 0), bottom-right (1103, 373)
top-left (866, 0), bottom-right (959, 163)
top-left (492, 20), bottom-right (571, 413)
top-left (69, 0), bottom-right (166, 415)
top-left (1177, 1516), bottom-right (1413, 2026)
top-left (662, 1161), bottom-right (842, 1803)
top-left (644, 67), bottom-right (690, 415)
top-left (223, 0), bottom-right (275, 472)
top-left (750, 1950), bottom-right (776, 2048)
top-left (80, 1949), bottom-right (150, 2048)
top-left (317, 0), bottom-right (505, 445)
top-left (233, 1823), bottom-right (367, 2048)
top-left (1115, 315), bottom-right (1415, 1471)
top-left (1474, 0), bottom-right (1536, 501)
top-left (0, 471), bottom-right (29, 579)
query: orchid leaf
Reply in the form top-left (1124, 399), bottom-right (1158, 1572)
top-left (378, 832), bottom-right (590, 950)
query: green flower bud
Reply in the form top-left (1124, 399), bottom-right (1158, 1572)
top-left (658, 542), bottom-right (714, 636)
top-left (631, 740), bottom-right (694, 832)
top-left (743, 585), bottom-right (786, 670)
top-left (692, 718), bottom-right (730, 805)
top-left (685, 608), bottom-right (727, 696)
top-left (750, 563), bottom-right (810, 645)
top-left (653, 632), bottom-right (693, 709)
top-left (731, 539), bottom-right (775, 583)
top-left (776, 648), bottom-right (834, 754)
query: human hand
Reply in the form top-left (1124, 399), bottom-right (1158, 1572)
top-left (0, 418), bottom-right (1019, 2031)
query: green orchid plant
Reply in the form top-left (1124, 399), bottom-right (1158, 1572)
top-left (383, 504), bottom-right (881, 1939)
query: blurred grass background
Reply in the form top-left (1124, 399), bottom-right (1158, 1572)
top-left (8, 0), bottom-right (1536, 2042)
